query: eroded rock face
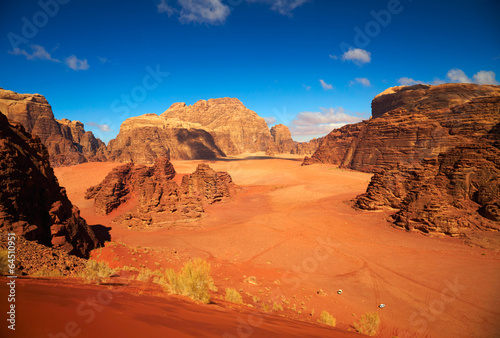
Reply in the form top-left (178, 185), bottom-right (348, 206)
top-left (304, 84), bottom-right (500, 171)
top-left (0, 111), bottom-right (98, 258)
top-left (372, 83), bottom-right (500, 118)
top-left (85, 157), bottom-right (236, 228)
top-left (106, 113), bottom-right (225, 164)
top-left (0, 88), bottom-right (106, 166)
top-left (162, 98), bottom-right (273, 155)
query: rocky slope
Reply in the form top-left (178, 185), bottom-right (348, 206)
top-left (106, 113), bottom-right (225, 164)
top-left (0, 111), bottom-right (98, 257)
top-left (161, 98), bottom-right (273, 155)
top-left (0, 88), bottom-right (106, 166)
top-left (85, 157), bottom-right (236, 228)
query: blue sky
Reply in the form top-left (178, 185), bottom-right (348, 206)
top-left (1, 0), bottom-right (499, 143)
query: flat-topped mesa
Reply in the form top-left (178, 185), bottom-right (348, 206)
top-left (303, 83), bottom-right (500, 171)
top-left (106, 113), bottom-right (224, 163)
top-left (161, 97), bottom-right (273, 155)
top-left (0, 88), bottom-right (106, 166)
top-left (372, 83), bottom-right (500, 118)
top-left (0, 111), bottom-right (98, 258)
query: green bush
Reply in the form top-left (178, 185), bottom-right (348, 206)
top-left (225, 288), bottom-right (243, 304)
top-left (80, 259), bottom-right (115, 284)
top-left (163, 258), bottom-right (216, 304)
top-left (318, 310), bottom-right (336, 327)
top-left (354, 312), bottom-right (380, 336)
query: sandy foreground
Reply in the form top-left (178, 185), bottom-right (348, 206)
top-left (3, 156), bottom-right (499, 337)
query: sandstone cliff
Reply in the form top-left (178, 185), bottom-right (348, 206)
top-left (106, 113), bottom-right (225, 164)
top-left (85, 157), bottom-right (236, 228)
top-left (161, 98), bottom-right (273, 155)
top-left (0, 111), bottom-right (98, 258)
top-left (0, 88), bottom-right (106, 166)
top-left (304, 83), bottom-right (500, 171)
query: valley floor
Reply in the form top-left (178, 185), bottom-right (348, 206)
top-left (9, 156), bottom-right (499, 337)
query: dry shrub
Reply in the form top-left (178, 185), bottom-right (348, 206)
top-left (80, 259), bottom-right (115, 284)
top-left (225, 288), bottom-right (243, 304)
top-left (163, 258), bottom-right (216, 304)
top-left (318, 310), bottom-right (336, 327)
top-left (354, 312), bottom-right (380, 336)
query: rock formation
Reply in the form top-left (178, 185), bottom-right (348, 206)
top-left (303, 83), bottom-right (500, 171)
top-left (106, 113), bottom-right (225, 164)
top-left (0, 88), bottom-right (106, 166)
top-left (85, 157), bottom-right (236, 228)
top-left (0, 111), bottom-right (98, 258)
top-left (161, 98), bottom-right (274, 155)
top-left (303, 83), bottom-right (500, 241)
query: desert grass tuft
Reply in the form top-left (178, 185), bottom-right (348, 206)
top-left (163, 258), bottom-right (216, 304)
top-left (353, 312), bottom-right (380, 336)
top-left (80, 259), bottom-right (115, 284)
top-left (225, 288), bottom-right (243, 304)
top-left (318, 310), bottom-right (336, 327)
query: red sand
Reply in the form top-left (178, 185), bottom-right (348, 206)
top-left (17, 158), bottom-right (500, 337)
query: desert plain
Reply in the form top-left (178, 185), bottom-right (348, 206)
top-left (2, 155), bottom-right (498, 337)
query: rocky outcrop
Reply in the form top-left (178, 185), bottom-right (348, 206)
top-left (0, 111), bottom-right (98, 258)
top-left (85, 157), bottom-right (236, 228)
top-left (372, 83), bottom-right (500, 119)
top-left (303, 84), bottom-right (500, 171)
top-left (106, 113), bottom-right (225, 164)
top-left (58, 118), bottom-right (107, 162)
top-left (270, 124), bottom-right (295, 153)
top-left (355, 142), bottom-right (500, 239)
top-left (267, 124), bottom-right (320, 156)
top-left (0, 88), bottom-right (106, 166)
top-left (162, 98), bottom-right (273, 155)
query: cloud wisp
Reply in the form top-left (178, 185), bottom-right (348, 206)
top-left (289, 107), bottom-right (362, 136)
top-left (9, 44), bottom-right (60, 62)
top-left (319, 79), bottom-right (333, 90)
top-left (65, 55), bottom-right (90, 71)
top-left (349, 77), bottom-right (371, 87)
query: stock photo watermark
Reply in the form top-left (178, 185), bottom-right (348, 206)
top-left (339, 0), bottom-right (409, 54)
top-left (5, 233), bottom-right (17, 331)
top-left (7, 0), bottom-right (71, 50)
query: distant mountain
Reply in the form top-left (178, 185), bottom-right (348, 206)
top-left (0, 88), bottom-right (106, 166)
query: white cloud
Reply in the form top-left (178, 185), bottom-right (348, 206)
top-left (446, 68), bottom-right (472, 83)
top-left (341, 48), bottom-right (371, 65)
top-left (302, 84), bottom-right (311, 91)
top-left (289, 107), bottom-right (362, 136)
top-left (263, 116), bottom-right (277, 125)
top-left (9, 44), bottom-right (60, 62)
top-left (65, 55), bottom-right (90, 71)
top-left (246, 0), bottom-right (309, 16)
top-left (174, 0), bottom-right (231, 25)
top-left (87, 122), bottom-right (111, 132)
top-left (319, 79), bottom-right (333, 90)
top-left (472, 70), bottom-right (500, 85)
top-left (349, 77), bottom-right (371, 87)
top-left (397, 77), bottom-right (424, 86)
